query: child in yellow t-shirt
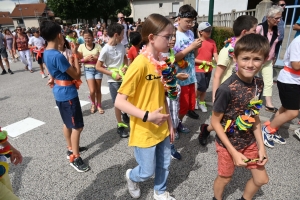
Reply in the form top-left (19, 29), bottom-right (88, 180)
top-left (115, 14), bottom-right (176, 200)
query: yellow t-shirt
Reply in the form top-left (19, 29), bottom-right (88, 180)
top-left (217, 43), bottom-right (235, 83)
top-left (78, 43), bottom-right (102, 68)
top-left (118, 54), bottom-right (169, 148)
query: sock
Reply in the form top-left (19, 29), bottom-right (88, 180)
top-left (266, 124), bottom-right (277, 134)
top-left (67, 146), bottom-right (72, 151)
top-left (118, 122), bottom-right (128, 128)
top-left (200, 101), bottom-right (206, 105)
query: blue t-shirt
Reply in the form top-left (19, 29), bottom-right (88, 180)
top-left (173, 30), bottom-right (197, 86)
top-left (44, 49), bottom-right (78, 101)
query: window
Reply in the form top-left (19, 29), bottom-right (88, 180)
top-left (159, 3), bottom-right (163, 8)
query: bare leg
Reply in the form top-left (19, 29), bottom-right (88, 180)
top-left (95, 79), bottom-right (104, 113)
top-left (87, 79), bottom-right (96, 113)
top-left (70, 127), bottom-right (83, 156)
top-left (265, 96), bottom-right (274, 108)
top-left (270, 107), bottom-right (298, 129)
top-left (63, 124), bottom-right (72, 148)
top-left (243, 167), bottom-right (269, 199)
top-left (213, 175), bottom-right (232, 200)
top-left (115, 107), bottom-right (122, 123)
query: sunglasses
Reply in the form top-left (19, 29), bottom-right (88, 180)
top-left (279, 4), bottom-right (286, 7)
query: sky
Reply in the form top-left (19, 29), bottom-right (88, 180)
top-left (0, 0), bottom-right (41, 12)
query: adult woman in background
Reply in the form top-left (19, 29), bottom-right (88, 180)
top-left (13, 26), bottom-right (33, 72)
top-left (257, 5), bottom-right (283, 112)
top-left (4, 29), bottom-right (16, 62)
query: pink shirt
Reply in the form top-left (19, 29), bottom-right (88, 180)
top-left (256, 25), bottom-right (280, 60)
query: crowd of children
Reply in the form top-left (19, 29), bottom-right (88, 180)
top-left (2, 2), bottom-right (300, 200)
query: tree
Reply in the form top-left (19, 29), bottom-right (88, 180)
top-left (47, 0), bottom-right (131, 23)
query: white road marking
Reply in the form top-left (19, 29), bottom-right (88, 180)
top-left (3, 117), bottom-right (45, 138)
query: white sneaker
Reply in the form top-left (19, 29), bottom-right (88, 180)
top-left (41, 73), bottom-right (47, 78)
top-left (125, 169), bottom-right (141, 198)
top-left (295, 128), bottom-right (300, 140)
top-left (154, 191), bottom-right (176, 200)
top-left (195, 98), bottom-right (198, 110)
top-left (199, 102), bottom-right (208, 112)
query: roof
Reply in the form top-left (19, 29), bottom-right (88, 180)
top-left (10, 3), bottom-right (53, 18)
top-left (0, 12), bottom-right (13, 25)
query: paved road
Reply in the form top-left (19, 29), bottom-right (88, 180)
top-left (1, 60), bottom-right (300, 200)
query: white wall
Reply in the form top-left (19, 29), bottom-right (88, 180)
top-left (24, 18), bottom-right (39, 28)
top-left (132, 0), bottom-right (183, 22)
top-left (197, 0), bottom-right (248, 16)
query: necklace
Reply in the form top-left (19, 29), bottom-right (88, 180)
top-left (140, 46), bottom-right (178, 100)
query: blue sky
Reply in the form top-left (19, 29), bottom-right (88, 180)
top-left (0, 0), bottom-right (41, 12)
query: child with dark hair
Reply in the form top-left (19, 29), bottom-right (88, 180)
top-left (41, 20), bottom-right (89, 172)
top-left (174, 4), bottom-right (202, 131)
top-left (199, 15), bottom-right (258, 146)
top-left (211, 33), bottom-right (270, 200)
top-left (95, 23), bottom-right (129, 138)
top-left (127, 31), bottom-right (142, 65)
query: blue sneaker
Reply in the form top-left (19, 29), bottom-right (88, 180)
top-left (273, 132), bottom-right (286, 144)
top-left (262, 125), bottom-right (274, 148)
top-left (177, 121), bottom-right (190, 134)
top-left (171, 144), bottom-right (181, 160)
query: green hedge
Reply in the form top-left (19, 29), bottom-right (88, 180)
top-left (211, 27), bottom-right (234, 53)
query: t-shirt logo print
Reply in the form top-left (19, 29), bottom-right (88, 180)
top-left (145, 74), bottom-right (161, 80)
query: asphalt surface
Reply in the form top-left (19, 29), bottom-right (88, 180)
top-left (1, 59), bottom-right (300, 200)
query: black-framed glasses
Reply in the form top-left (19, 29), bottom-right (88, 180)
top-left (154, 34), bottom-right (175, 42)
top-left (279, 3), bottom-right (286, 7)
top-left (273, 16), bottom-right (282, 21)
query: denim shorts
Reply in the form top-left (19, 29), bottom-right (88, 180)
top-left (84, 67), bottom-right (103, 80)
top-left (56, 96), bottom-right (84, 129)
top-left (109, 82), bottom-right (122, 104)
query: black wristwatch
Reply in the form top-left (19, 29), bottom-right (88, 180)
top-left (142, 111), bottom-right (149, 122)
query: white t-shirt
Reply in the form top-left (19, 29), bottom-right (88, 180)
top-left (28, 36), bottom-right (45, 49)
top-left (277, 36), bottom-right (300, 85)
top-left (98, 43), bottom-right (125, 82)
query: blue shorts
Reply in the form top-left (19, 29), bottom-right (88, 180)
top-left (109, 82), bottom-right (122, 104)
top-left (84, 67), bottom-right (103, 80)
top-left (56, 96), bottom-right (84, 129)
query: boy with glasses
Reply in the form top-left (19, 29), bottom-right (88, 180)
top-left (174, 4), bottom-right (202, 133)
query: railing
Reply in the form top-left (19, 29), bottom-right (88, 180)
top-left (198, 9), bottom-right (256, 27)
top-left (276, 5), bottom-right (300, 67)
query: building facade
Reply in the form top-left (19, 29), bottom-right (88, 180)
top-left (10, 3), bottom-right (54, 28)
top-left (130, 0), bottom-right (184, 21)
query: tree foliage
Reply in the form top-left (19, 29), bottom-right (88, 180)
top-left (47, 0), bottom-right (131, 22)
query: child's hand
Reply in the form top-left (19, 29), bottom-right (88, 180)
top-left (191, 38), bottom-right (202, 50)
top-left (47, 78), bottom-right (54, 88)
top-left (70, 42), bottom-right (77, 54)
top-left (148, 107), bottom-right (169, 126)
top-left (176, 73), bottom-right (189, 81)
top-left (10, 149), bottom-right (23, 165)
top-left (115, 74), bottom-right (122, 81)
top-left (257, 149), bottom-right (268, 166)
top-left (232, 151), bottom-right (248, 167)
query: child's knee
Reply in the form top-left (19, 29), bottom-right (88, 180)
top-left (217, 175), bottom-right (232, 185)
top-left (288, 110), bottom-right (299, 119)
top-left (253, 174), bottom-right (269, 187)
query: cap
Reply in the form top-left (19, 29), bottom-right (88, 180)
top-left (198, 22), bottom-right (212, 31)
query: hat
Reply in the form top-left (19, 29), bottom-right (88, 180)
top-left (198, 22), bottom-right (212, 31)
